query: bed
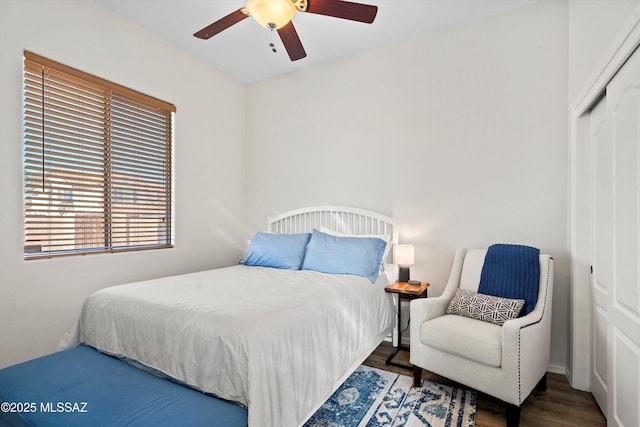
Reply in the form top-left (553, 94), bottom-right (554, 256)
top-left (0, 345), bottom-right (248, 427)
top-left (60, 206), bottom-right (397, 427)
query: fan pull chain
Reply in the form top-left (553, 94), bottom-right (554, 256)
top-left (268, 23), bottom-right (277, 53)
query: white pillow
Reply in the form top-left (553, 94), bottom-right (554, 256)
top-left (318, 226), bottom-right (392, 269)
top-left (446, 289), bottom-right (525, 326)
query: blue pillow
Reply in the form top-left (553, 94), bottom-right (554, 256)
top-left (242, 232), bottom-right (311, 270)
top-left (301, 229), bottom-right (387, 282)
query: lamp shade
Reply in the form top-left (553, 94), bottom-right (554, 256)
top-left (394, 244), bottom-right (415, 266)
top-left (247, 0), bottom-right (297, 29)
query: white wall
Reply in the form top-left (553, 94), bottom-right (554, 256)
top-left (246, 0), bottom-right (570, 370)
top-left (0, 0), bottom-right (246, 368)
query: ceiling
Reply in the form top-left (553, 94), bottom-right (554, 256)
top-left (95, 0), bottom-right (538, 84)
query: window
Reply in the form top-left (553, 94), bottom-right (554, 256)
top-left (23, 51), bottom-right (175, 259)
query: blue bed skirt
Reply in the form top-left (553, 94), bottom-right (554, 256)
top-left (0, 345), bottom-right (247, 427)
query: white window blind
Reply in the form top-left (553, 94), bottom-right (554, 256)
top-left (23, 51), bottom-right (175, 259)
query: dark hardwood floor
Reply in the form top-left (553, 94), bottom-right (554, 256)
top-left (363, 341), bottom-right (606, 427)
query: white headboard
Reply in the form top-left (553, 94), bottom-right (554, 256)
top-left (267, 206), bottom-right (397, 243)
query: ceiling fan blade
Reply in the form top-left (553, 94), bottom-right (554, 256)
top-left (305, 0), bottom-right (378, 24)
top-left (194, 9), bottom-right (248, 39)
top-left (277, 22), bottom-right (307, 61)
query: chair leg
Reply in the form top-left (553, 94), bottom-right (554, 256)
top-left (536, 373), bottom-right (547, 392)
top-left (412, 365), bottom-right (422, 387)
top-left (505, 403), bottom-right (521, 427)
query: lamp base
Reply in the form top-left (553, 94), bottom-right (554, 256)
top-left (398, 266), bottom-right (410, 283)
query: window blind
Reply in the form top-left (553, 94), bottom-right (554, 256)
top-left (23, 51), bottom-right (175, 259)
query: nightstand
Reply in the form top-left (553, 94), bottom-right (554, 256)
top-left (384, 281), bottom-right (429, 369)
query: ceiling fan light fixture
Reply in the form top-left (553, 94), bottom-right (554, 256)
top-left (246, 0), bottom-right (297, 30)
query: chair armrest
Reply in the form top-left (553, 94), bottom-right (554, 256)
top-left (410, 296), bottom-right (451, 349)
top-left (500, 257), bottom-right (553, 403)
top-left (410, 248), bottom-right (467, 346)
top-left (501, 307), bottom-right (552, 401)
top-left (502, 309), bottom-right (543, 342)
top-left (501, 284), bottom-right (549, 358)
top-left (410, 296), bottom-right (451, 325)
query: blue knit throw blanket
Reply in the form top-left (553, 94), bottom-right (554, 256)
top-left (478, 244), bottom-right (540, 316)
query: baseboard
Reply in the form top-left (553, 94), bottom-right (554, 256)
top-left (547, 363), bottom-right (566, 375)
top-left (561, 365), bottom-right (588, 391)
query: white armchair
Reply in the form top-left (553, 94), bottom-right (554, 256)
top-left (410, 248), bottom-right (553, 427)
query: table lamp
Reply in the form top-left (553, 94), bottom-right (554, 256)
top-left (394, 244), bottom-right (414, 283)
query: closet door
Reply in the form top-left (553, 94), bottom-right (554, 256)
top-left (589, 97), bottom-right (611, 417)
top-left (605, 47), bottom-right (640, 427)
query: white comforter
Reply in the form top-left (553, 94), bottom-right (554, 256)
top-left (61, 265), bottom-right (394, 427)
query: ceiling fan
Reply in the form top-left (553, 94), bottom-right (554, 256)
top-left (194, 0), bottom-right (378, 61)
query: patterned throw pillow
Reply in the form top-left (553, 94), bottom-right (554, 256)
top-left (446, 289), bottom-right (525, 326)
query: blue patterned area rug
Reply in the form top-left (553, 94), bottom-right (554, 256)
top-left (305, 365), bottom-right (476, 427)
